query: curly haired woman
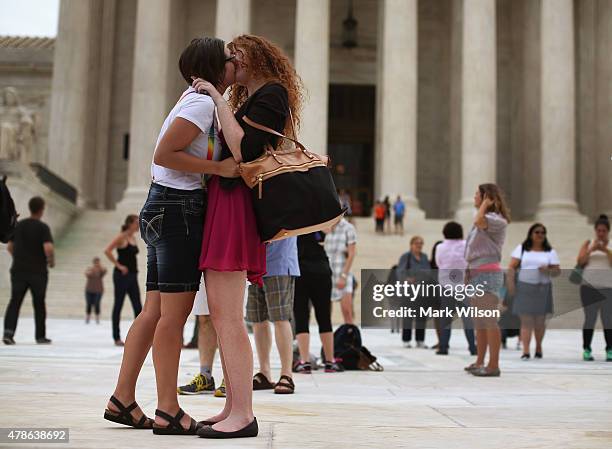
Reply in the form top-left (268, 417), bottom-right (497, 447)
top-left (191, 34), bottom-right (304, 439)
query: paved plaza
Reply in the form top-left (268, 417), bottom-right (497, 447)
top-left (1, 318), bottom-right (612, 449)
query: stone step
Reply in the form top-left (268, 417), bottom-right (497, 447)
top-left (0, 211), bottom-right (595, 320)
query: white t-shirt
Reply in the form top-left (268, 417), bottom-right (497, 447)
top-left (151, 87), bottom-right (222, 190)
top-left (511, 244), bottom-right (560, 284)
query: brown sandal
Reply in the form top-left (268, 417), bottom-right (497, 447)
top-left (253, 372), bottom-right (274, 390)
top-left (274, 375), bottom-right (295, 394)
top-left (103, 395), bottom-right (154, 429)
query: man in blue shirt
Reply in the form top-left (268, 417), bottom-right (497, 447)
top-left (393, 196), bottom-right (406, 235)
top-left (246, 238), bottom-right (300, 394)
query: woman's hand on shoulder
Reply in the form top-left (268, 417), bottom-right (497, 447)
top-left (192, 77), bottom-right (222, 103)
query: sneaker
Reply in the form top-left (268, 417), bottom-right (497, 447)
top-left (214, 379), bottom-right (226, 398)
top-left (324, 359), bottom-right (345, 373)
top-left (521, 353), bottom-right (530, 361)
top-left (36, 338), bottom-right (52, 344)
top-left (416, 342), bottom-right (428, 349)
top-left (403, 342), bottom-right (412, 348)
top-left (583, 349), bottom-right (595, 361)
top-left (292, 360), bottom-right (312, 374)
top-left (606, 349), bottom-right (612, 362)
top-left (3, 336), bottom-right (15, 345)
top-left (177, 374), bottom-right (215, 395)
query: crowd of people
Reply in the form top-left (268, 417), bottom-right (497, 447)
top-left (391, 184), bottom-right (612, 375)
top-left (2, 30), bottom-right (611, 441)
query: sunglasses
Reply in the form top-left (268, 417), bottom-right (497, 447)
top-left (225, 54), bottom-right (236, 62)
top-left (533, 230), bottom-right (547, 235)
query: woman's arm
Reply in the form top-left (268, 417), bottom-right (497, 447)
top-left (506, 258), bottom-right (520, 295)
top-left (153, 118), bottom-right (239, 178)
top-left (190, 79), bottom-right (245, 161)
top-left (577, 240), bottom-right (590, 266)
top-left (474, 196), bottom-right (494, 230)
top-left (192, 79), bottom-right (289, 163)
top-left (104, 234), bottom-right (128, 275)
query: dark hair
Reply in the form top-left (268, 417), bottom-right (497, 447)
top-left (442, 221), bottom-right (463, 240)
top-left (594, 214), bottom-right (610, 231)
top-left (28, 196), bottom-right (45, 215)
top-left (178, 37), bottom-right (226, 87)
top-left (478, 183), bottom-right (511, 222)
top-left (430, 240), bottom-right (443, 269)
top-left (122, 214), bottom-right (138, 232)
top-left (522, 223), bottom-right (552, 252)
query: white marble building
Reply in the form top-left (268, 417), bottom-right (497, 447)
top-left (5, 0), bottom-right (612, 222)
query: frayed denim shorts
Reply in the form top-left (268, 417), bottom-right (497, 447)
top-left (139, 183), bottom-right (205, 293)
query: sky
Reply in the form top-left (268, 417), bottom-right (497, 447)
top-left (0, 0), bottom-right (59, 37)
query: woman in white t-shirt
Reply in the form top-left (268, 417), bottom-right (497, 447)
top-left (576, 214), bottom-right (612, 362)
top-left (104, 37), bottom-right (239, 435)
top-left (507, 223), bottom-right (560, 360)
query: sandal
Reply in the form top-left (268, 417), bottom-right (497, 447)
top-left (274, 375), bottom-right (295, 395)
top-left (152, 408), bottom-right (199, 435)
top-left (103, 395), bottom-right (153, 429)
top-left (253, 372), bottom-right (274, 390)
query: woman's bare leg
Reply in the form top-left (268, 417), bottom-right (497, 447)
top-left (534, 315), bottom-right (546, 354)
top-left (205, 269), bottom-right (254, 432)
top-left (152, 291), bottom-right (196, 429)
top-left (520, 315), bottom-right (534, 355)
top-left (107, 291), bottom-right (160, 419)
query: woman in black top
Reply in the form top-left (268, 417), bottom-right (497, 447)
top-left (191, 34), bottom-right (304, 438)
top-left (104, 214), bottom-right (142, 346)
top-left (293, 232), bottom-right (340, 373)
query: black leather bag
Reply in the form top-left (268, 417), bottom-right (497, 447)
top-left (239, 115), bottom-right (345, 242)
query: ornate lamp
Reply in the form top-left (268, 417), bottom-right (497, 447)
top-left (342, 0), bottom-right (358, 48)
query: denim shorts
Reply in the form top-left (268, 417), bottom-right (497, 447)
top-left (469, 270), bottom-right (504, 299)
top-left (139, 183), bottom-right (205, 293)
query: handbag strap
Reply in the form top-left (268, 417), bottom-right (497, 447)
top-left (242, 114), bottom-right (313, 158)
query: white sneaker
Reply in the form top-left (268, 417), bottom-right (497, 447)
top-left (404, 342), bottom-right (412, 348)
top-left (416, 342), bottom-right (428, 349)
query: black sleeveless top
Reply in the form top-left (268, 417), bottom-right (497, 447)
top-left (116, 243), bottom-right (138, 274)
top-left (219, 83), bottom-right (289, 190)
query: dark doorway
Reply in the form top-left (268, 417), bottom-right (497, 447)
top-left (327, 84), bottom-right (376, 216)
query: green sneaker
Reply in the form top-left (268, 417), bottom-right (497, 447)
top-left (583, 349), bottom-right (594, 361)
top-left (214, 379), bottom-right (226, 398)
top-left (177, 373), bottom-right (215, 395)
top-left (606, 349), bottom-right (612, 362)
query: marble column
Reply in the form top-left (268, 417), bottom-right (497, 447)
top-left (596, 0), bottom-right (612, 217)
top-left (375, 0), bottom-right (424, 218)
top-left (215, 0), bottom-right (251, 42)
top-left (294, 0), bottom-right (330, 154)
top-left (48, 0), bottom-right (102, 207)
top-left (454, 0), bottom-right (497, 225)
top-left (118, 0), bottom-right (173, 209)
top-left (536, 0), bottom-right (583, 221)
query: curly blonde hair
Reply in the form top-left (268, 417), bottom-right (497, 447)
top-left (228, 35), bottom-right (304, 135)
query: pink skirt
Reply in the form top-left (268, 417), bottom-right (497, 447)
top-left (199, 176), bottom-right (266, 286)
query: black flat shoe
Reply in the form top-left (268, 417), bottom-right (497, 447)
top-left (534, 352), bottom-right (543, 359)
top-left (197, 418), bottom-right (258, 439)
top-left (152, 408), bottom-right (198, 435)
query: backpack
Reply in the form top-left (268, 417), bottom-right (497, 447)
top-left (0, 176), bottom-right (18, 243)
top-left (327, 324), bottom-right (384, 371)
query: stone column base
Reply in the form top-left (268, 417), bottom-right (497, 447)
top-left (536, 200), bottom-right (587, 224)
top-left (116, 186), bottom-right (148, 214)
